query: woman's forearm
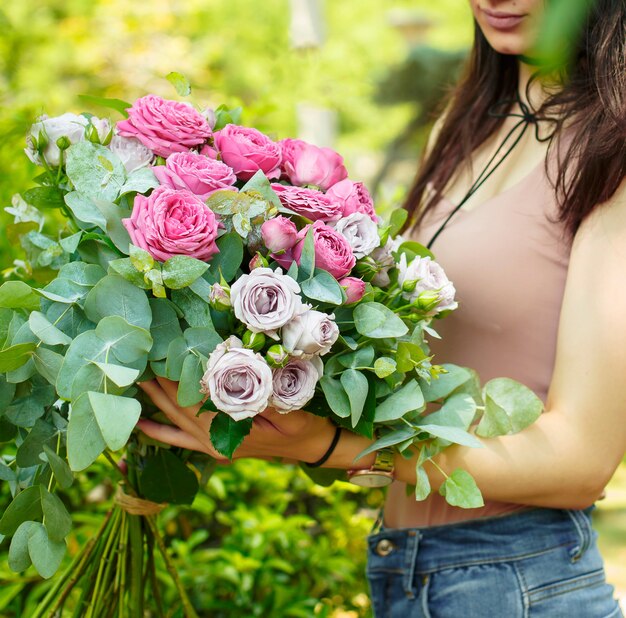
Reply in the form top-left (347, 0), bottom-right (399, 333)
top-left (323, 409), bottom-right (617, 509)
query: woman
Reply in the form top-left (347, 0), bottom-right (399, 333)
top-left (138, 0), bottom-right (626, 615)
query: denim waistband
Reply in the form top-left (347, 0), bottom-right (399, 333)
top-left (368, 507), bottom-right (594, 574)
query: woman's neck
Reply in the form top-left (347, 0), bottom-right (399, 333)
top-left (518, 60), bottom-right (547, 109)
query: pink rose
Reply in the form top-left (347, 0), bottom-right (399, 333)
top-left (213, 124), bottom-right (281, 181)
top-left (339, 277), bottom-right (366, 304)
top-left (279, 139), bottom-right (348, 191)
top-left (270, 184), bottom-right (343, 222)
top-left (326, 179), bottom-right (377, 222)
top-left (123, 186), bottom-right (220, 262)
top-left (153, 152), bottom-right (237, 200)
top-left (117, 95), bottom-right (213, 158)
top-left (291, 221), bottom-right (356, 279)
top-left (261, 216), bottom-right (299, 253)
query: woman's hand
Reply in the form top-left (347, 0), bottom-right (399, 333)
top-left (137, 377), bottom-right (340, 464)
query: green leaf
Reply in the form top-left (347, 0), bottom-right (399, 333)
top-left (420, 364), bottom-right (473, 402)
top-left (88, 392), bottom-right (141, 451)
top-left (477, 378), bottom-right (543, 438)
top-left (90, 362), bottom-right (140, 387)
top-left (320, 376), bottom-right (351, 418)
top-left (23, 186), bottom-right (65, 209)
top-left (374, 380), bottom-right (424, 422)
top-left (42, 445), bottom-right (74, 489)
top-left (353, 302), bottom-right (408, 339)
top-left (209, 414), bottom-right (253, 460)
top-left (27, 523), bottom-right (66, 579)
top-left (129, 244), bottom-right (154, 273)
top-left (300, 270), bottom-right (344, 305)
top-left (340, 369), bottom-right (368, 428)
top-left (171, 288), bottom-right (211, 328)
top-left (396, 341), bottom-right (426, 373)
top-left (9, 522), bottom-right (35, 572)
top-left (0, 376), bottom-right (16, 410)
top-left (5, 382), bottom-right (55, 428)
top-left (395, 240), bottom-right (435, 261)
top-left (119, 168), bottom-right (159, 196)
top-left (299, 228), bottom-right (316, 280)
top-left (138, 449), bottom-right (199, 505)
top-left (415, 465), bottom-right (431, 501)
top-left (354, 426), bottom-right (417, 461)
top-left (162, 256), bottom-right (209, 290)
top-left (66, 393), bottom-right (106, 471)
top-left (0, 459), bottom-right (16, 482)
top-left (438, 469), bottom-right (484, 509)
top-left (148, 299), bottom-right (183, 361)
top-left (40, 487), bottom-right (71, 542)
top-left (65, 142), bottom-right (126, 202)
top-left (374, 357), bottom-right (397, 378)
top-left (0, 418), bottom-right (18, 443)
top-left (337, 346), bottom-right (375, 369)
top-left (299, 465), bottom-right (344, 487)
top-left (213, 104), bottom-right (243, 131)
top-left (59, 231), bottom-right (83, 254)
top-left (0, 343), bottom-right (36, 372)
top-left (28, 311), bottom-right (72, 346)
top-left (388, 208), bottom-right (408, 237)
top-left (16, 419), bottom-right (57, 468)
top-left (166, 71), bottom-right (191, 96)
top-left (206, 232), bottom-right (244, 283)
top-left (56, 332), bottom-right (107, 400)
top-left (422, 393), bottom-right (477, 431)
top-left (94, 315), bottom-right (153, 363)
top-left (84, 275), bottom-right (152, 330)
top-left (109, 258), bottom-right (150, 288)
top-left (0, 281), bottom-right (40, 310)
top-left (0, 487), bottom-right (43, 536)
top-left (64, 192), bottom-right (107, 229)
top-left (177, 354), bottom-right (205, 407)
top-left (77, 94), bottom-right (131, 117)
top-left (416, 424), bottom-right (483, 448)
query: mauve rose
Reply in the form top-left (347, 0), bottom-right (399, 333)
top-left (122, 186), bottom-right (220, 262)
top-left (230, 267), bottom-right (304, 338)
top-left (331, 212), bottom-right (380, 259)
top-left (117, 95), bottom-right (212, 158)
top-left (270, 358), bottom-right (322, 413)
top-left (213, 124), bottom-right (281, 181)
top-left (292, 221), bottom-right (356, 280)
top-left (200, 336), bottom-right (273, 421)
top-left (270, 184), bottom-right (343, 222)
top-left (261, 216), bottom-right (299, 253)
top-left (369, 236), bottom-right (397, 287)
top-left (326, 179), bottom-right (378, 222)
top-left (279, 138), bottom-right (348, 190)
top-left (339, 276), bottom-right (366, 304)
top-left (282, 309), bottom-right (339, 357)
top-left (109, 135), bottom-right (154, 173)
top-left (153, 152), bottom-right (237, 200)
top-left (397, 253), bottom-right (458, 313)
top-left (25, 113), bottom-right (89, 166)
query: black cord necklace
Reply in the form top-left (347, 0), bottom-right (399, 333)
top-left (426, 93), bottom-right (553, 250)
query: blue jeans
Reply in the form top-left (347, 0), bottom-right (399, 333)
top-left (366, 507), bottom-right (623, 617)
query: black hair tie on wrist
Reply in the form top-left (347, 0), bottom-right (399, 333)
top-left (305, 426), bottom-right (342, 468)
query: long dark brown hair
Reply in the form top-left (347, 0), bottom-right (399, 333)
top-left (404, 0), bottom-right (626, 237)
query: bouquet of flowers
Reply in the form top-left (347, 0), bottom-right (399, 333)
top-left (0, 83), bottom-right (543, 616)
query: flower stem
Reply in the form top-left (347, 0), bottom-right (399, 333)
top-left (127, 514), bottom-right (144, 618)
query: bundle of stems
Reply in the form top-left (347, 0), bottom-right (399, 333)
top-left (30, 460), bottom-right (199, 618)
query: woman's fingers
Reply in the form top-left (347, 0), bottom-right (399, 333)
top-left (136, 419), bottom-right (209, 452)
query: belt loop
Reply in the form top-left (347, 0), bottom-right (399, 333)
top-left (566, 508), bottom-right (592, 561)
top-left (403, 530), bottom-right (421, 598)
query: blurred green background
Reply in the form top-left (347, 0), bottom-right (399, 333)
top-left (0, 1), bottom-right (624, 616)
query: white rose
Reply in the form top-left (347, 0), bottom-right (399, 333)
top-left (25, 113), bottom-right (90, 166)
top-left (200, 336), bottom-right (273, 421)
top-left (270, 358), bottom-right (322, 413)
top-left (397, 253), bottom-right (458, 313)
top-left (230, 267), bottom-right (304, 338)
top-left (281, 309), bottom-right (339, 357)
top-left (370, 236), bottom-right (397, 287)
top-left (331, 212), bottom-right (381, 259)
top-left (109, 134), bottom-right (154, 173)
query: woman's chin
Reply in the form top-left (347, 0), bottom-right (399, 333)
top-left (484, 33), bottom-right (533, 57)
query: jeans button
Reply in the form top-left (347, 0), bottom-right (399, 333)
top-left (375, 539), bottom-right (396, 556)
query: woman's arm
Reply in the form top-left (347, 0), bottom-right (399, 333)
top-left (326, 180), bottom-right (626, 509)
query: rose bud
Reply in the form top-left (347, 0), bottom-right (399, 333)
top-left (209, 282), bottom-right (231, 311)
top-left (249, 252), bottom-right (269, 270)
top-left (243, 330), bottom-right (266, 352)
top-left (417, 290), bottom-right (443, 312)
top-left (339, 276), bottom-right (366, 304)
top-left (402, 279), bottom-right (418, 294)
top-left (266, 344), bottom-right (289, 368)
top-left (261, 216), bottom-right (299, 254)
top-left (55, 136), bottom-right (72, 151)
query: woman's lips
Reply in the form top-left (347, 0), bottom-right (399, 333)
top-left (481, 8), bottom-right (526, 31)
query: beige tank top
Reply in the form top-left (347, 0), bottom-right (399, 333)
top-left (384, 158), bottom-right (573, 528)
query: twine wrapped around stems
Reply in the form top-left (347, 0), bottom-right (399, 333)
top-left (115, 484), bottom-right (166, 516)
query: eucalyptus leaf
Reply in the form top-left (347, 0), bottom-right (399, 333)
top-left (148, 299), bottom-right (183, 361)
top-left (66, 393), bottom-right (106, 471)
top-left (337, 346), bottom-right (375, 369)
top-left (340, 369), bottom-right (368, 428)
top-left (0, 282), bottom-right (40, 310)
top-left (166, 71), bottom-right (191, 96)
top-left (77, 94), bottom-right (131, 117)
top-left (374, 380), bottom-right (424, 422)
top-left (162, 256), bottom-right (209, 290)
top-left (354, 302), bottom-right (408, 339)
top-left (90, 362), bottom-right (140, 387)
top-left (420, 364), bottom-right (473, 402)
top-left (415, 465), bottom-right (431, 501)
top-left (27, 523), bottom-right (66, 579)
top-left (320, 376), bottom-right (351, 418)
top-left (374, 357), bottom-right (397, 378)
top-left (416, 424), bottom-right (483, 449)
top-left (438, 469), bottom-right (484, 509)
top-left (9, 522), bottom-right (35, 572)
top-left (64, 192), bottom-right (107, 229)
top-left (0, 486), bottom-right (43, 536)
top-left (177, 354), bottom-right (205, 407)
top-left (299, 228), bottom-right (316, 280)
top-left (354, 426), bottom-right (417, 461)
top-left (300, 271), bottom-right (344, 305)
top-left (41, 487), bottom-right (71, 541)
top-left (94, 315), bottom-right (153, 363)
top-left (171, 288), bottom-right (212, 328)
top-left (16, 419), bottom-right (57, 468)
top-left (421, 393), bottom-right (477, 431)
top-left (0, 343), bottom-right (36, 373)
top-left (88, 392), bottom-right (141, 451)
top-left (28, 312), bottom-right (72, 346)
top-left (42, 445), bottom-right (73, 489)
top-left (119, 167), bottom-right (159, 195)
